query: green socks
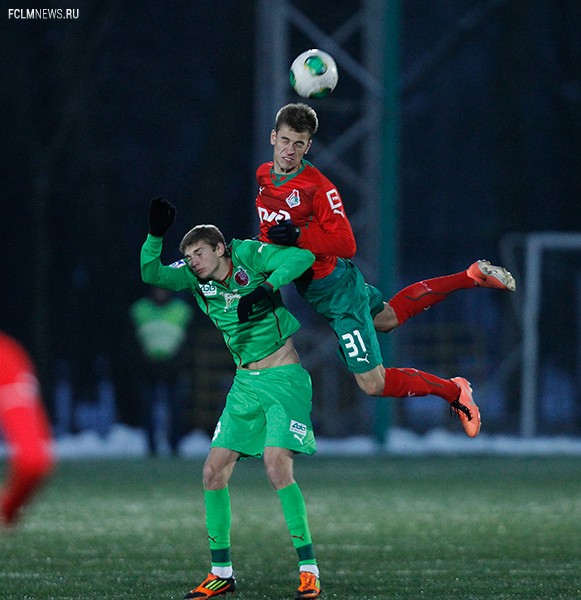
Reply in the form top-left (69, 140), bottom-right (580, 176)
top-left (205, 487), bottom-right (232, 569)
top-left (278, 482), bottom-right (317, 568)
top-left (204, 483), bottom-right (317, 575)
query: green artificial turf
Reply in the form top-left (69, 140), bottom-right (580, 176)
top-left (1, 456), bottom-right (580, 599)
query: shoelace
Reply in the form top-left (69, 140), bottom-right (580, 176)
top-left (450, 399), bottom-right (472, 421)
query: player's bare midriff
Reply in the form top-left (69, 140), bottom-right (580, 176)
top-left (240, 337), bottom-right (300, 370)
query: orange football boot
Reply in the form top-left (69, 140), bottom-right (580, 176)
top-left (295, 571), bottom-right (321, 599)
top-left (467, 259), bottom-right (516, 291)
top-left (183, 573), bottom-right (236, 599)
top-left (450, 377), bottom-right (481, 438)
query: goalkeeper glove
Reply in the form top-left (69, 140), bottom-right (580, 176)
top-left (267, 220), bottom-right (300, 245)
top-left (148, 197), bottom-right (176, 237)
top-left (237, 284), bottom-right (271, 323)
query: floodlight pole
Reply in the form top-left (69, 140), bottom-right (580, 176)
top-left (374, 0), bottom-right (401, 447)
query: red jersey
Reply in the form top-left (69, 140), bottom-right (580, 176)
top-left (0, 332), bottom-right (40, 413)
top-left (256, 160), bottom-right (356, 279)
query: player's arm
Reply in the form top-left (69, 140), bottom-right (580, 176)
top-left (140, 198), bottom-right (192, 292)
top-left (236, 241), bottom-right (315, 323)
top-left (267, 185), bottom-right (357, 258)
top-left (297, 185), bottom-right (357, 257)
top-left (140, 236), bottom-right (193, 292)
top-left (258, 242), bottom-right (315, 291)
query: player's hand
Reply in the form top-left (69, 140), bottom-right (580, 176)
top-left (148, 197), bottom-right (176, 237)
top-left (237, 285), bottom-right (270, 323)
top-left (267, 220), bottom-right (300, 245)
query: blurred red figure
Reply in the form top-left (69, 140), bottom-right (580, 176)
top-left (0, 331), bottom-right (55, 526)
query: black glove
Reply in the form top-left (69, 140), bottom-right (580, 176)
top-left (237, 285), bottom-right (270, 323)
top-left (267, 220), bottom-right (300, 245)
top-left (148, 197), bottom-right (176, 237)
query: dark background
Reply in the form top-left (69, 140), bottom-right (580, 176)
top-left (1, 1), bottom-right (579, 432)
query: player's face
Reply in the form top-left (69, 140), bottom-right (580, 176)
top-left (271, 125), bottom-right (312, 174)
top-left (183, 241), bottom-right (227, 281)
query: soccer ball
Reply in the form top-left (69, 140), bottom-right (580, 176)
top-left (289, 49), bottom-right (338, 98)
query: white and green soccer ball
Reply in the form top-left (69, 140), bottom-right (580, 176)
top-left (289, 49), bottom-right (338, 98)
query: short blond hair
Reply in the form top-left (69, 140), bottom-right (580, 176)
top-left (179, 224), bottom-right (226, 254)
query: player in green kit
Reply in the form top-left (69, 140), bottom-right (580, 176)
top-left (141, 198), bottom-right (321, 600)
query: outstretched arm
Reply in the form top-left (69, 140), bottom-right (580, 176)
top-left (256, 242), bottom-right (315, 291)
top-left (140, 198), bottom-right (191, 292)
top-left (235, 240), bottom-right (315, 323)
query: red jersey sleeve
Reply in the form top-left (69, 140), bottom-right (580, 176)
top-left (297, 179), bottom-right (357, 258)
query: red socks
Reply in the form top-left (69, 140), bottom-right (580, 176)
top-left (388, 271), bottom-right (476, 325)
top-left (382, 367), bottom-right (459, 403)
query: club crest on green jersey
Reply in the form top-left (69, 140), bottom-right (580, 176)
top-left (234, 267), bottom-right (250, 286)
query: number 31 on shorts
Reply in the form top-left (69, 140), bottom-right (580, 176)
top-left (341, 329), bottom-right (367, 357)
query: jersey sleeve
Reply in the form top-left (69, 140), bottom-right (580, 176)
top-left (237, 240), bottom-right (315, 291)
top-left (140, 234), bottom-right (194, 292)
top-left (297, 181), bottom-right (357, 258)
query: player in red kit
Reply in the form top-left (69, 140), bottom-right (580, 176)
top-left (0, 331), bottom-right (55, 526)
top-left (255, 103), bottom-right (516, 437)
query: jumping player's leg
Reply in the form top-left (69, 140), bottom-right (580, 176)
top-left (308, 263), bottom-right (481, 437)
top-left (374, 260), bottom-right (516, 333)
top-left (354, 365), bottom-right (480, 437)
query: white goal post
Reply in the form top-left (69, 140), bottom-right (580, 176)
top-left (520, 232), bottom-right (581, 437)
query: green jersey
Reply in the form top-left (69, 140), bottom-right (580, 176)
top-left (140, 235), bottom-right (315, 367)
top-left (130, 296), bottom-right (193, 361)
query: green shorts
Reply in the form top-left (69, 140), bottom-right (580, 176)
top-left (296, 259), bottom-right (385, 374)
top-left (211, 363), bottom-right (317, 457)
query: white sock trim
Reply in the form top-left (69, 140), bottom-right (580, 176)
top-left (211, 566), bottom-right (233, 578)
top-left (299, 564), bottom-right (319, 578)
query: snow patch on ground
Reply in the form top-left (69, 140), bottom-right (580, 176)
top-left (4, 425), bottom-right (579, 459)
